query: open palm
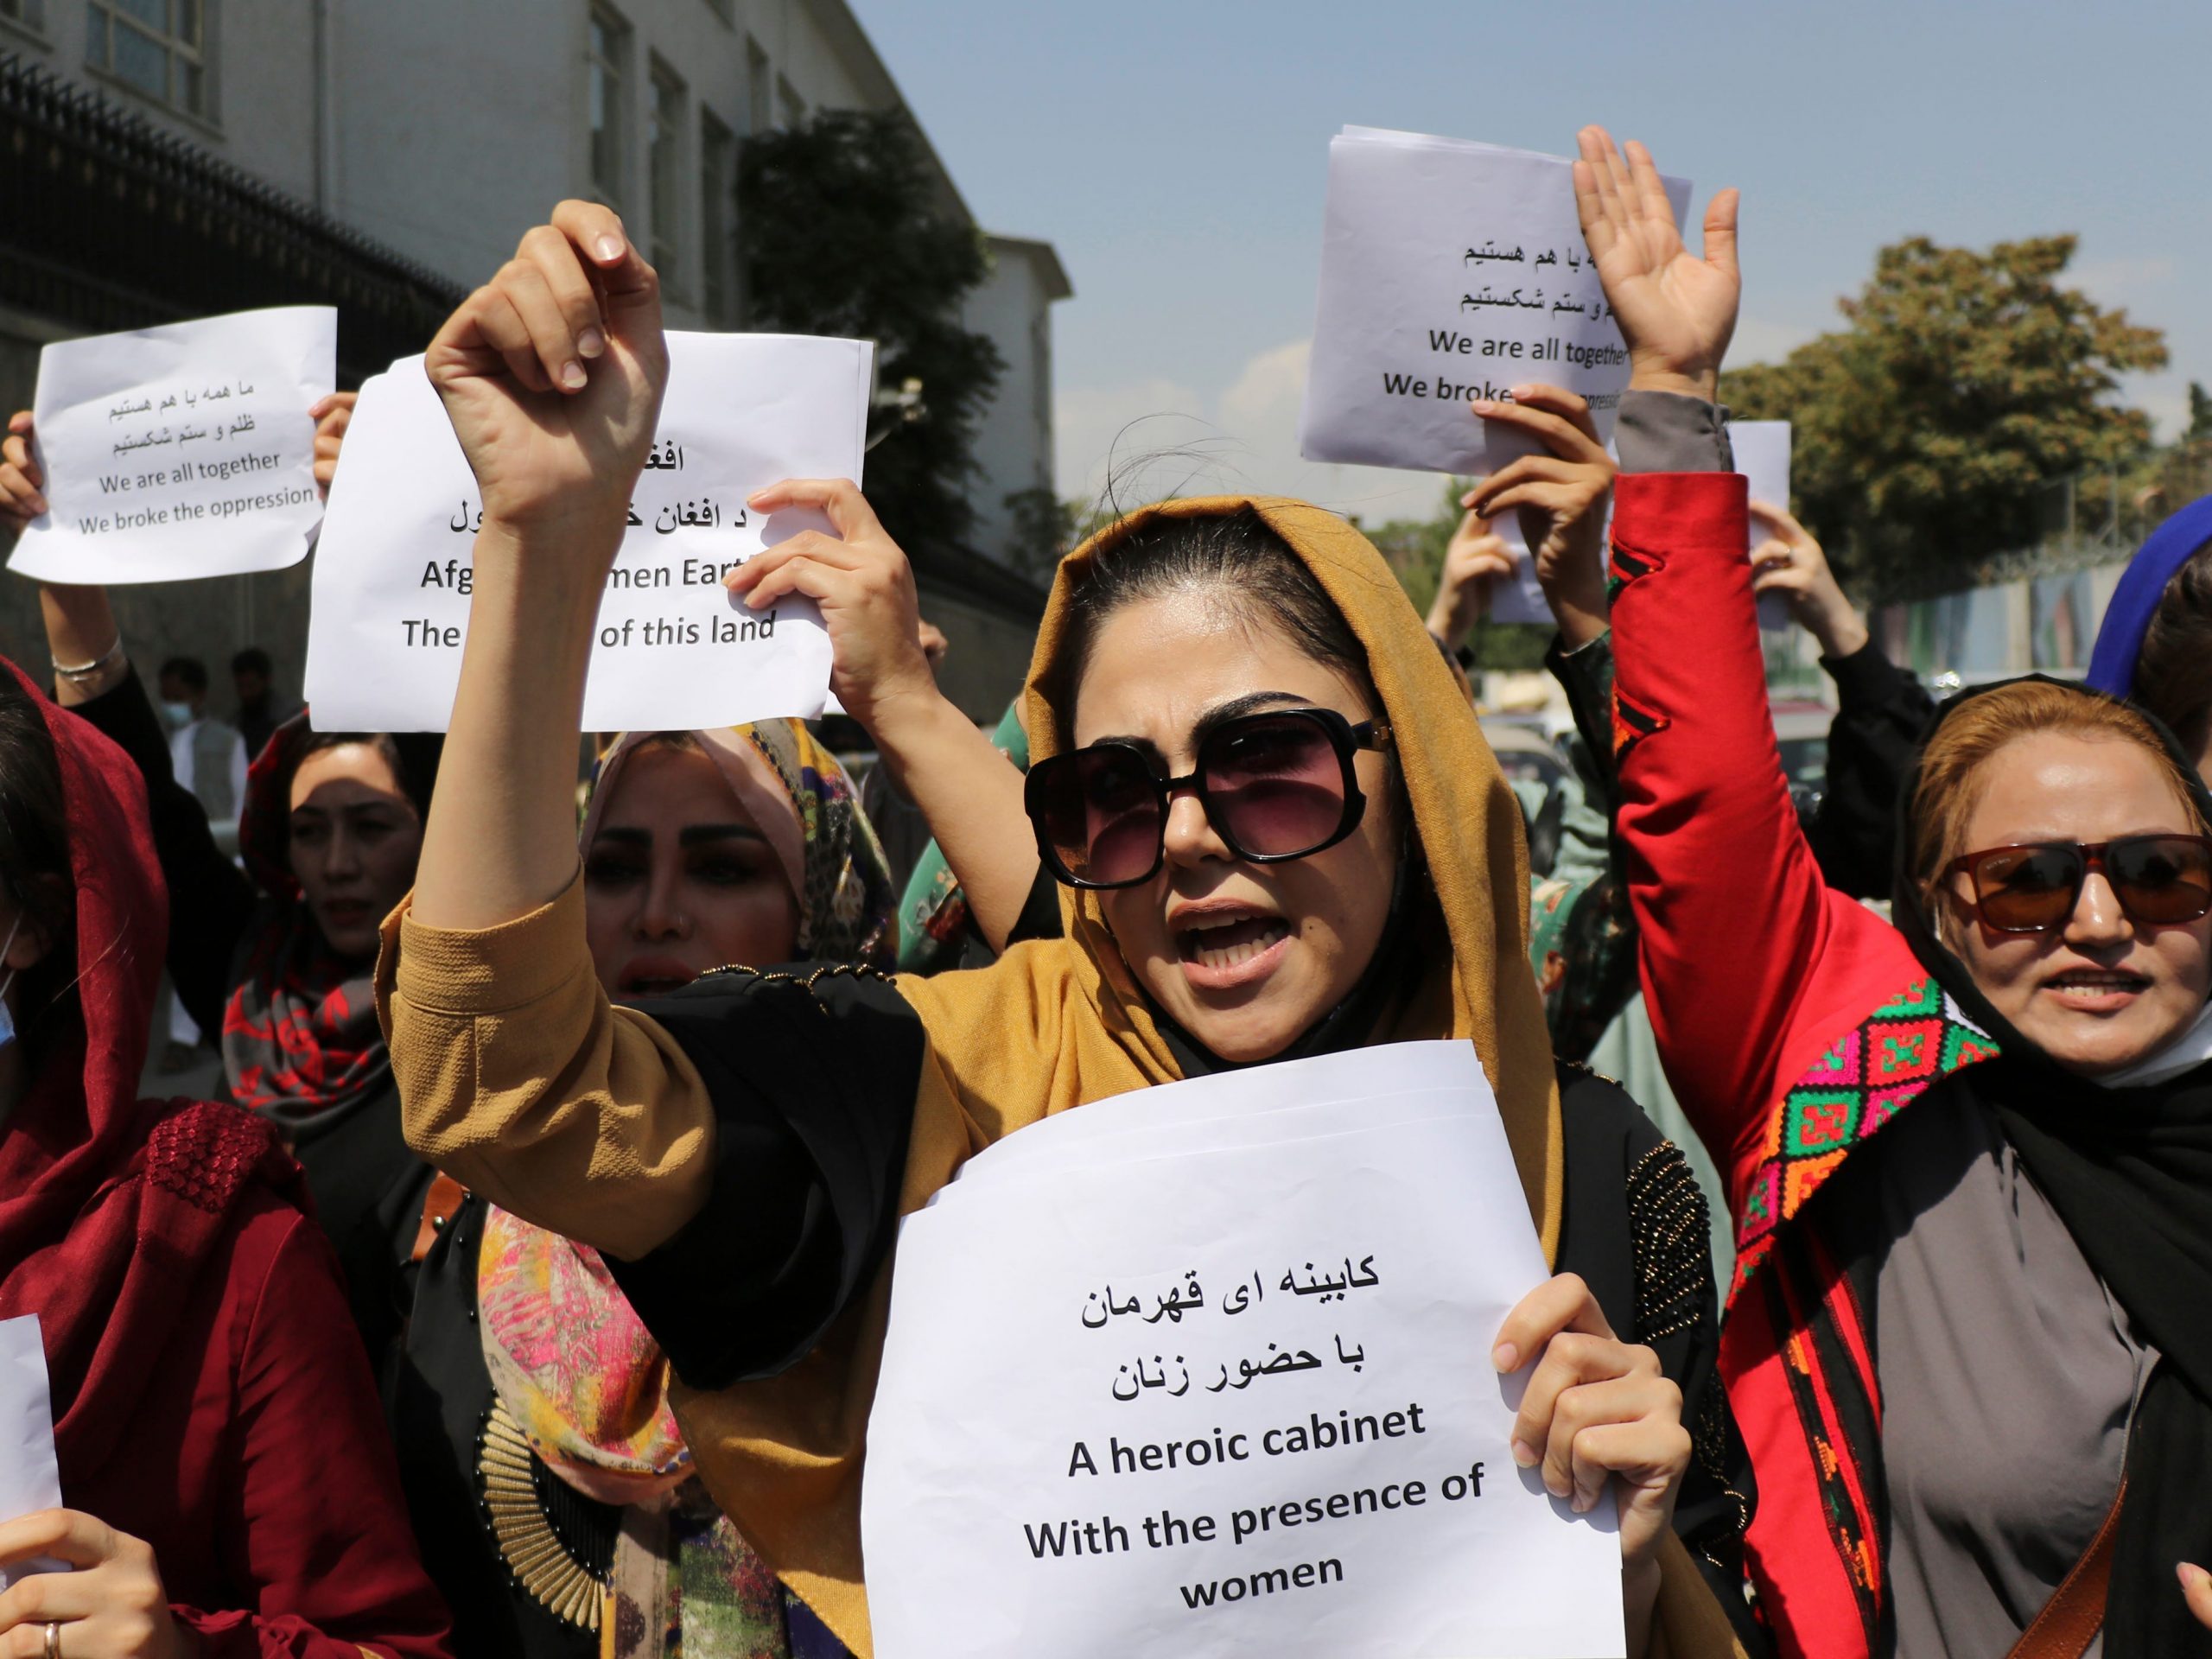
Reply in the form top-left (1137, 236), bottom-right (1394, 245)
top-left (1573, 127), bottom-right (1739, 396)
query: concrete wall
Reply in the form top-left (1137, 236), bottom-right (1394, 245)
top-left (0, 0), bottom-right (321, 198)
top-left (322, 0), bottom-right (880, 330)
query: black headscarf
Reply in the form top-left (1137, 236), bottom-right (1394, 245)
top-left (1891, 675), bottom-right (2212, 1659)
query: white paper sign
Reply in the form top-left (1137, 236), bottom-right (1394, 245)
top-left (8, 307), bottom-right (335, 583)
top-left (863, 1042), bottom-right (1624, 1658)
top-left (0, 1315), bottom-right (63, 1589)
top-left (304, 333), bottom-right (874, 733)
top-left (1296, 128), bottom-right (1688, 626)
top-left (1732, 420), bottom-right (1793, 631)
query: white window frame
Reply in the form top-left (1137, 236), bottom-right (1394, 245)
top-left (86, 0), bottom-right (211, 122)
top-left (699, 109), bottom-right (737, 326)
top-left (585, 3), bottom-right (630, 209)
top-left (646, 58), bottom-right (687, 297)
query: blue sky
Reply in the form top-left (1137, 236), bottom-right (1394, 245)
top-left (854, 0), bottom-right (2205, 524)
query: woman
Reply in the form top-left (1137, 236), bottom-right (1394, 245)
top-left (2085, 493), bottom-right (2212, 770)
top-left (0, 398), bottom-right (443, 1368)
top-left (0, 658), bottom-right (450, 1658)
top-left (402, 720), bottom-right (887, 1659)
top-left (1574, 125), bottom-right (2212, 1653)
top-left (380, 203), bottom-right (1755, 1658)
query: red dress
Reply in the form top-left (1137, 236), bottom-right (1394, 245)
top-left (0, 658), bottom-right (451, 1659)
top-left (1609, 472), bottom-right (2006, 1658)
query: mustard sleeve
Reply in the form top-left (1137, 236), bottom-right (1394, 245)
top-left (375, 873), bottom-right (714, 1261)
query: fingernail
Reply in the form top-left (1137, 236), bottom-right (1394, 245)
top-left (1573, 1490), bottom-right (1595, 1513)
top-left (29, 496), bottom-right (46, 515)
top-left (1509, 383), bottom-right (1535, 399)
top-left (1470, 399), bottom-right (1496, 413)
top-left (1491, 1342), bottom-right (1518, 1371)
top-left (559, 361), bottom-right (587, 391)
top-left (2183, 1561), bottom-right (2211, 1590)
top-left (1510, 1439), bottom-right (1539, 1467)
top-left (1545, 1473), bottom-right (1570, 1500)
top-left (595, 234), bottom-right (626, 263)
top-left (578, 327), bottom-right (607, 359)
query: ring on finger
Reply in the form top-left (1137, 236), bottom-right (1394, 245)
top-left (43, 1619), bottom-right (60, 1659)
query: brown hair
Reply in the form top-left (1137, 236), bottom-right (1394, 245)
top-left (1909, 680), bottom-right (2208, 921)
top-left (2133, 543), bottom-right (2212, 760)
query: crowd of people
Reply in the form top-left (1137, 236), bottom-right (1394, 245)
top-left (0, 124), bottom-right (2202, 1659)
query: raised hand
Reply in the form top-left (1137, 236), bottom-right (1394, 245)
top-left (0, 411), bottom-right (45, 528)
top-left (308, 390), bottom-right (356, 493)
top-left (1749, 499), bottom-right (1867, 658)
top-left (1573, 128), bottom-right (1738, 400)
top-left (424, 200), bottom-right (667, 561)
top-left (1463, 385), bottom-right (1616, 648)
top-left (725, 479), bottom-right (937, 728)
top-left (1426, 507), bottom-right (1512, 651)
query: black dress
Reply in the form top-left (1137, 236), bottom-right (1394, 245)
top-left (605, 966), bottom-right (1764, 1646)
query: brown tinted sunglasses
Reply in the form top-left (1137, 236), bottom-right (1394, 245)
top-left (1945, 835), bottom-right (2212, 933)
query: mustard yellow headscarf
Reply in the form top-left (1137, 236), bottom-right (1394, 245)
top-left (656, 495), bottom-right (1576, 1654)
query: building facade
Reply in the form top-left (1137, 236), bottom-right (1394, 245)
top-left (0, 0), bottom-right (1064, 721)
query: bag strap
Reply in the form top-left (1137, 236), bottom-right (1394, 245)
top-left (2005, 1478), bottom-right (2126, 1659)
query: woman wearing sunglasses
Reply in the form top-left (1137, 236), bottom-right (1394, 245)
top-left (378, 202), bottom-right (1756, 1657)
top-left (1574, 124), bottom-right (2212, 1655)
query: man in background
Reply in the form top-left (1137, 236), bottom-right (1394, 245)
top-left (156, 655), bottom-right (250, 1069)
top-left (232, 645), bottom-right (302, 761)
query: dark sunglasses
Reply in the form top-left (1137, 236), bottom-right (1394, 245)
top-left (1024, 707), bottom-right (1393, 890)
top-left (1945, 835), bottom-right (2212, 934)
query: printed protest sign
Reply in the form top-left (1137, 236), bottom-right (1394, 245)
top-left (304, 333), bottom-right (873, 733)
top-left (8, 306), bottom-right (336, 583)
top-left (1297, 128), bottom-right (1688, 623)
top-left (1732, 420), bottom-right (1793, 631)
top-left (0, 1316), bottom-right (63, 1590)
top-left (864, 1042), bottom-right (1625, 1659)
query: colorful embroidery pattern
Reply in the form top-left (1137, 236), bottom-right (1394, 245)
top-left (1611, 690), bottom-right (1669, 766)
top-left (1731, 978), bottom-right (2001, 1302)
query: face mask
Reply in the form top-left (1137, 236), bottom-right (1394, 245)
top-left (160, 700), bottom-right (194, 728)
top-left (0, 912), bottom-right (25, 1053)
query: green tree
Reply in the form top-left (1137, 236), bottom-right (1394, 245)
top-left (2188, 380), bottom-right (2212, 443)
top-left (1001, 486), bottom-right (1122, 585)
top-left (1721, 235), bottom-right (2166, 598)
top-left (738, 110), bottom-right (1002, 551)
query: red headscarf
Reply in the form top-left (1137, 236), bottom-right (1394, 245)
top-left (0, 656), bottom-right (294, 1480)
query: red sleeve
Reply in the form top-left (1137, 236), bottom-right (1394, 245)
top-left (1609, 473), bottom-right (1917, 1212)
top-left (188, 1207), bottom-right (454, 1659)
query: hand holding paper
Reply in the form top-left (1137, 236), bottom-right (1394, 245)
top-left (1496, 1274), bottom-right (1690, 1648)
top-left (308, 391), bottom-right (356, 492)
top-left (0, 1508), bottom-right (190, 1658)
top-left (1751, 496), bottom-right (1866, 658)
top-left (1571, 128), bottom-right (1738, 400)
top-left (727, 478), bottom-right (937, 729)
top-left (1425, 508), bottom-right (1512, 650)
top-left (1462, 385), bottom-right (1615, 648)
top-left (423, 200), bottom-right (668, 550)
top-left (0, 414), bottom-right (45, 526)
top-left (4, 307), bottom-right (334, 584)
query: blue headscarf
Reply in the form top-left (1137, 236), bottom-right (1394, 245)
top-left (2083, 495), bottom-right (2212, 698)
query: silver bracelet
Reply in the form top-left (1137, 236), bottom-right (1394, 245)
top-left (52, 634), bottom-right (123, 683)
